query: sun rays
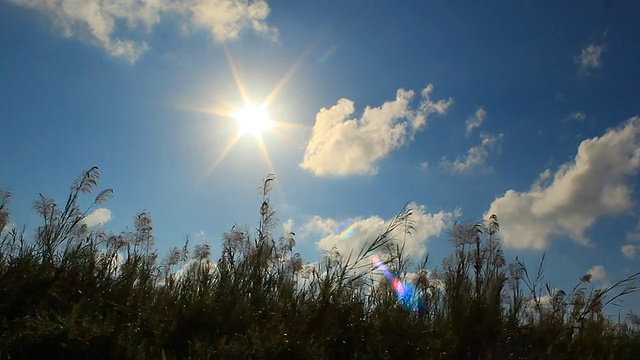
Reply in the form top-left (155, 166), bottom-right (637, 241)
top-left (173, 47), bottom-right (308, 182)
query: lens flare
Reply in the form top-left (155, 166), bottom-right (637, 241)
top-left (370, 255), bottom-right (424, 312)
top-left (339, 221), bottom-right (356, 239)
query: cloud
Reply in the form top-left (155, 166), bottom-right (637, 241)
top-left (304, 202), bottom-right (459, 261)
top-left (622, 219), bottom-right (640, 258)
top-left (195, 230), bottom-right (207, 242)
top-left (189, 0), bottom-right (278, 42)
top-left (486, 116), bottom-right (640, 250)
top-left (622, 244), bottom-right (639, 259)
top-left (587, 265), bottom-right (607, 281)
top-left (627, 232), bottom-right (640, 243)
top-left (564, 112), bottom-right (587, 122)
top-left (8, 0), bottom-right (277, 62)
top-left (440, 132), bottom-right (504, 173)
top-left (83, 208), bottom-right (112, 227)
top-left (625, 218), bottom-right (640, 242)
top-left (465, 108), bottom-right (486, 137)
top-left (282, 218), bottom-right (295, 235)
top-left (300, 85), bottom-right (452, 176)
top-left (575, 43), bottom-right (605, 73)
top-left (173, 258), bottom-right (217, 279)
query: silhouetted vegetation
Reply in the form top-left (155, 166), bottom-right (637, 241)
top-left (1, 168), bottom-right (639, 359)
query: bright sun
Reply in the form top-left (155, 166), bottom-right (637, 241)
top-left (195, 48), bottom-right (307, 177)
top-left (232, 102), bottom-right (273, 136)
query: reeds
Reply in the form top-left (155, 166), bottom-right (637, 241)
top-left (0, 168), bottom-right (638, 359)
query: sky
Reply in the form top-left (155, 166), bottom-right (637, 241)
top-left (1, 1), bottom-right (640, 316)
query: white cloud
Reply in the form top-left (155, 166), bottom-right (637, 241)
top-left (564, 112), bottom-right (587, 122)
top-left (300, 85), bottom-right (452, 176)
top-left (304, 202), bottom-right (459, 261)
top-left (8, 0), bottom-right (277, 62)
top-left (415, 84), bottom-right (454, 129)
top-left (625, 218), bottom-right (640, 242)
top-left (189, 0), bottom-right (278, 42)
top-left (622, 220), bottom-right (640, 259)
top-left (575, 43), bottom-right (605, 73)
top-left (440, 132), bottom-right (504, 173)
top-left (195, 230), bottom-right (207, 242)
top-left (173, 258), bottom-right (217, 279)
top-left (622, 244), bottom-right (639, 259)
top-left (587, 265), bottom-right (607, 281)
top-left (535, 294), bottom-right (553, 306)
top-left (465, 108), bottom-right (486, 137)
top-left (486, 116), bottom-right (640, 250)
top-left (83, 208), bottom-right (112, 227)
top-left (283, 218), bottom-right (295, 235)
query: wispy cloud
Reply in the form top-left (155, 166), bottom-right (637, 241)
top-left (83, 208), bottom-right (112, 227)
top-left (563, 112), bottom-right (586, 122)
top-left (486, 116), bottom-right (640, 250)
top-left (304, 202), bottom-right (459, 261)
top-left (465, 108), bottom-right (486, 137)
top-left (8, 0), bottom-right (277, 63)
top-left (440, 132), bottom-right (504, 173)
top-left (622, 219), bottom-right (640, 259)
top-left (575, 43), bottom-right (605, 73)
top-left (195, 230), bottom-right (208, 243)
top-left (622, 244), bottom-right (639, 259)
top-left (625, 219), bottom-right (640, 243)
top-left (300, 85), bottom-right (452, 176)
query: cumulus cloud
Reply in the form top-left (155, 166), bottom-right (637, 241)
top-left (173, 258), bottom-right (217, 279)
top-left (303, 202), bottom-right (459, 261)
top-left (300, 85), bottom-right (452, 176)
top-left (8, 0), bottom-right (277, 62)
top-left (587, 265), bottom-right (607, 281)
top-left (575, 43), bottom-right (605, 73)
top-left (465, 108), bottom-right (486, 137)
top-left (486, 116), bottom-right (640, 250)
top-left (189, 0), bottom-right (277, 42)
top-left (83, 208), bottom-right (112, 227)
top-left (440, 132), bottom-right (504, 173)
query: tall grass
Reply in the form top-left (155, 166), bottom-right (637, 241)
top-left (0, 168), bottom-right (639, 359)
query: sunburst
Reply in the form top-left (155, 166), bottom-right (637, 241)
top-left (189, 48), bottom-right (308, 179)
top-left (232, 102), bottom-right (273, 137)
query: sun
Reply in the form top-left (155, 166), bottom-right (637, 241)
top-left (189, 48), bottom-right (308, 179)
top-left (232, 102), bottom-right (273, 137)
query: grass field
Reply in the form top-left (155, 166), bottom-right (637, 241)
top-left (1, 168), bottom-right (639, 359)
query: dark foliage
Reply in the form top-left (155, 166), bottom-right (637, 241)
top-left (1, 168), bottom-right (639, 359)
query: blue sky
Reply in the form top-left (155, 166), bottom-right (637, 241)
top-left (1, 1), bottom-right (640, 314)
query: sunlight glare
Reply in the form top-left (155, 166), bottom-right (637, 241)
top-left (232, 103), bottom-right (273, 136)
